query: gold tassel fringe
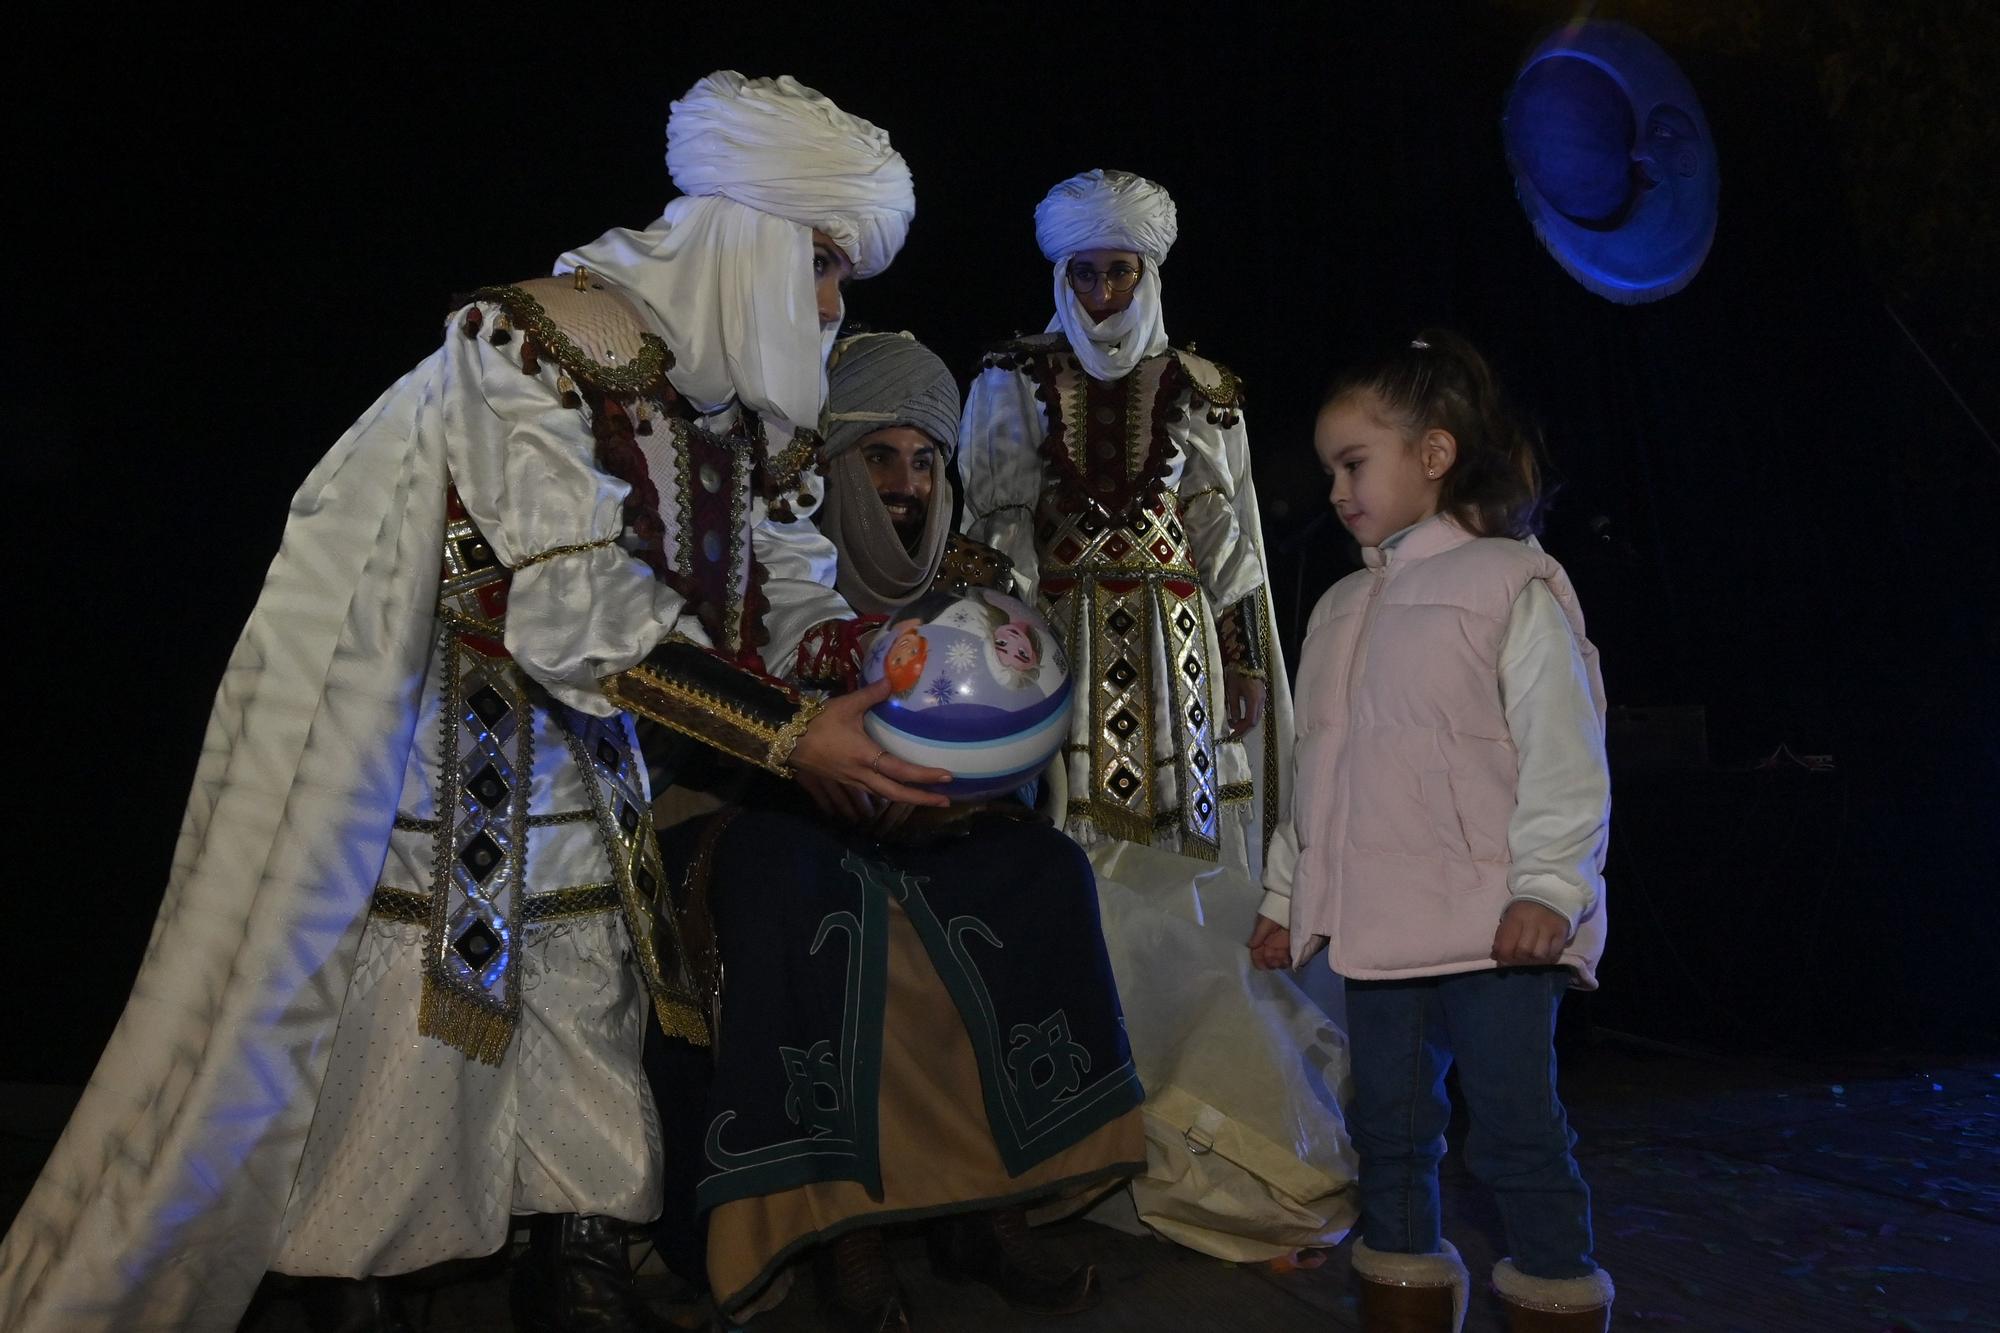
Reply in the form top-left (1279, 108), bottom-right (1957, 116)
top-left (419, 975), bottom-right (516, 1066)
top-left (654, 993), bottom-right (712, 1047)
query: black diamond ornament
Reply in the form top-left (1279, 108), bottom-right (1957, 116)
top-left (453, 919), bottom-right (502, 968)
top-left (1110, 710), bottom-right (1140, 738)
top-left (1197, 795), bottom-right (1214, 819)
top-left (1107, 660), bottom-right (1139, 689)
top-left (618, 803), bottom-right (641, 836)
top-left (595, 739), bottom-right (622, 772)
top-left (458, 831), bottom-right (503, 881)
top-left (1182, 658), bottom-right (1202, 684)
top-left (467, 764), bottom-right (509, 810)
top-left (1189, 702), bottom-right (1208, 729)
top-left (636, 867), bottom-right (657, 895)
top-left (1107, 608), bottom-right (1137, 637)
top-left (468, 686), bottom-right (512, 727)
top-left (1176, 608), bottom-right (1197, 635)
top-left (1192, 749), bottom-right (1211, 774)
top-left (456, 536), bottom-right (498, 571)
top-left (1108, 767), bottom-right (1140, 798)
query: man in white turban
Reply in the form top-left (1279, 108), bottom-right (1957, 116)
top-left (959, 171), bottom-right (1361, 1266)
top-left (962, 167), bottom-right (1289, 875)
top-left (0, 71), bottom-right (930, 1333)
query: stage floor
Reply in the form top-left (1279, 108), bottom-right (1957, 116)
top-left (5, 1039), bottom-right (1994, 1331)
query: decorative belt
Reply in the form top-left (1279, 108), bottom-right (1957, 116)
top-left (370, 882), bottom-right (623, 927)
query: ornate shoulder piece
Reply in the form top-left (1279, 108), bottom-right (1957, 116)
top-left (758, 424), bottom-right (822, 501)
top-left (457, 270), bottom-right (675, 398)
top-left (978, 330), bottom-right (1067, 374)
top-left (602, 637), bottom-right (825, 778)
top-left (1173, 346), bottom-right (1245, 409)
top-left (935, 533), bottom-right (1016, 594)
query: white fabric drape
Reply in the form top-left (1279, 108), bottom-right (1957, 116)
top-left (1045, 264), bottom-right (1170, 383)
top-left (559, 197), bottom-right (826, 435)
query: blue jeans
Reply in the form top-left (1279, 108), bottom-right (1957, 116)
top-left (1344, 966), bottom-right (1595, 1279)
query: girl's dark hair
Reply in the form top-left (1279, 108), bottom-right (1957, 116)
top-left (1323, 328), bottom-right (1544, 539)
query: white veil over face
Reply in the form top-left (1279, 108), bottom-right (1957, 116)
top-left (558, 71), bottom-right (915, 432)
top-left (1035, 169), bottom-right (1178, 382)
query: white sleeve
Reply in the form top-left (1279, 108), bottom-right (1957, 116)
top-left (1177, 407), bottom-right (1265, 609)
top-left (1257, 817), bottom-right (1299, 924)
top-left (439, 303), bottom-right (688, 716)
top-left (959, 364), bottom-right (1047, 591)
top-left (1499, 580), bottom-right (1611, 930)
top-left (754, 471), bottom-right (853, 675)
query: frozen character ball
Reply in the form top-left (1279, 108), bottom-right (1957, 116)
top-left (860, 587), bottom-right (1073, 801)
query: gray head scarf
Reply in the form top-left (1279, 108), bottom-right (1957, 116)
top-left (818, 332), bottom-right (960, 615)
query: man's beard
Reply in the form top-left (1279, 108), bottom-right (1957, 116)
top-left (880, 493), bottom-right (925, 552)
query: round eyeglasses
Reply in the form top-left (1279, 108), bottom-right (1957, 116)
top-left (1066, 260), bottom-right (1143, 295)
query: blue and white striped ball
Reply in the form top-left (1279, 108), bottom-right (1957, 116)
top-left (861, 586), bottom-right (1073, 801)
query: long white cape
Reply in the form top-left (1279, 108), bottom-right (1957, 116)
top-left (0, 356), bottom-right (450, 1330)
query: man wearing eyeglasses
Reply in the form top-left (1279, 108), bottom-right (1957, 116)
top-left (959, 168), bottom-right (1293, 883)
top-left (956, 171), bottom-right (1361, 1270)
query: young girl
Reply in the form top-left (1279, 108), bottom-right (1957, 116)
top-left (1249, 330), bottom-right (1614, 1333)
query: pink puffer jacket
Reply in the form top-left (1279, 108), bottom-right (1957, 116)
top-left (1288, 515), bottom-right (1608, 986)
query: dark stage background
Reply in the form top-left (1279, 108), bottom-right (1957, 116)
top-left (14, 6), bottom-right (1996, 1084)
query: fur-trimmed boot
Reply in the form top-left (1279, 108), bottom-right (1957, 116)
top-left (1491, 1259), bottom-right (1614, 1332)
top-left (1350, 1238), bottom-right (1468, 1333)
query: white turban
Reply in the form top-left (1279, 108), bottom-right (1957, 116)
top-left (668, 71), bottom-right (914, 280)
top-left (1034, 168), bottom-right (1178, 265)
top-left (556, 72), bottom-right (915, 435)
top-left (1034, 169), bottom-right (1176, 382)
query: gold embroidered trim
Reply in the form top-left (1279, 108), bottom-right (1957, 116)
top-left (418, 982), bottom-right (516, 1067)
top-left (438, 607), bottom-right (506, 641)
top-left (528, 809), bottom-right (596, 828)
top-left (762, 426), bottom-right (821, 496)
top-left (393, 814), bottom-right (439, 834)
top-left (1258, 586), bottom-right (1282, 862)
top-left (465, 285), bottom-right (673, 396)
top-left (512, 535), bottom-right (618, 571)
top-left (1071, 801), bottom-right (1159, 847)
top-left (370, 886), bottom-right (431, 924)
top-left (373, 882), bottom-right (622, 926)
top-left (1178, 486), bottom-right (1226, 506)
top-left (767, 695), bottom-right (826, 778)
top-left (1175, 348), bottom-right (1245, 407)
top-left (601, 645), bottom-right (813, 777)
top-left (521, 882), bottom-right (620, 922)
top-left (418, 630), bottom-right (533, 1067)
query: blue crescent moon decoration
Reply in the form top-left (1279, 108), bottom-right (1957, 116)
top-left (1504, 20), bottom-right (1720, 304)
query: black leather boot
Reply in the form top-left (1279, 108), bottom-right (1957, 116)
top-left (510, 1213), bottom-right (677, 1333)
top-left (814, 1227), bottom-right (910, 1332)
top-left (297, 1276), bottom-right (417, 1333)
top-left (926, 1208), bottom-right (1097, 1315)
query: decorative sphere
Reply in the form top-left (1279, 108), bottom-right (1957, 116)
top-left (860, 586), bottom-right (1073, 801)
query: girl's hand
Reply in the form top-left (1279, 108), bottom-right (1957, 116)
top-left (791, 678), bottom-right (952, 808)
top-left (1247, 914), bottom-right (1291, 970)
top-left (1491, 900), bottom-right (1569, 966)
top-left (1223, 670), bottom-right (1267, 741)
